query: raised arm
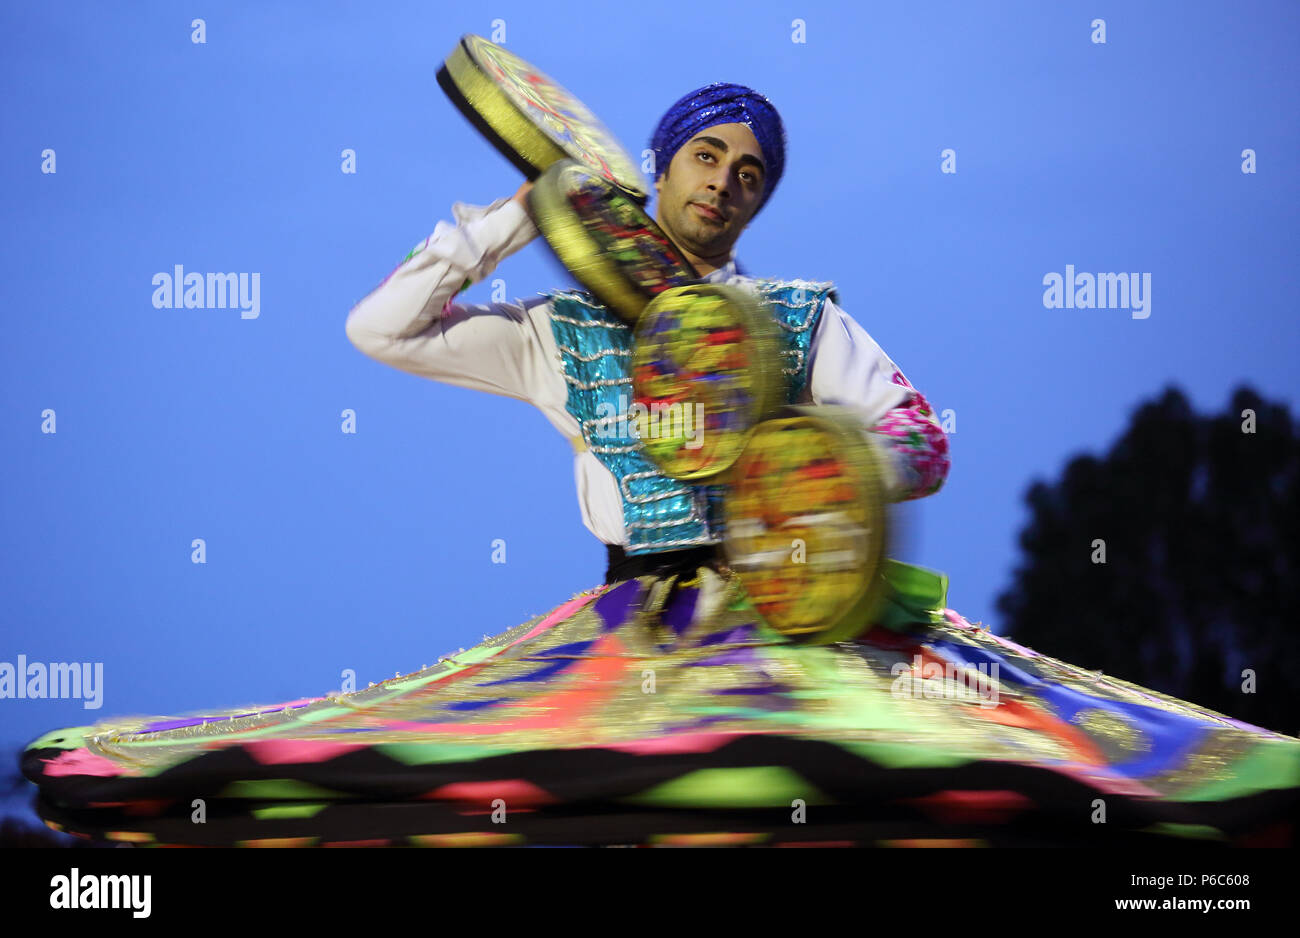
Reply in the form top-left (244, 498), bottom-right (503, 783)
top-left (344, 183), bottom-right (554, 402)
top-left (806, 297), bottom-right (950, 501)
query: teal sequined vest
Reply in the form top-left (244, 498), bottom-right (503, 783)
top-left (546, 280), bottom-right (838, 556)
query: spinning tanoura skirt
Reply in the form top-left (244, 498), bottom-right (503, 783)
top-left (20, 562), bottom-right (1300, 847)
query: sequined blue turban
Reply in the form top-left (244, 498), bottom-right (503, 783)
top-left (649, 82), bottom-right (786, 212)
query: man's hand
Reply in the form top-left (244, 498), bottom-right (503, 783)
top-left (511, 179), bottom-right (535, 222)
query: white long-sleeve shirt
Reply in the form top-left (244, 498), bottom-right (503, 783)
top-left (346, 197), bottom-right (949, 547)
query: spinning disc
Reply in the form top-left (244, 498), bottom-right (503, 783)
top-left (723, 405), bottom-right (891, 643)
top-left (437, 34), bottom-right (646, 200)
top-left (631, 284), bottom-right (785, 479)
top-left (530, 159), bottom-right (699, 323)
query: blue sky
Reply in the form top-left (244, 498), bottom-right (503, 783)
top-left (2, 1), bottom-right (1297, 822)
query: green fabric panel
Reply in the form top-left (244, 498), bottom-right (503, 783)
top-left (24, 727), bottom-right (94, 751)
top-left (876, 560), bottom-right (950, 633)
top-left (1140, 822), bottom-right (1225, 841)
top-left (1175, 741), bottom-right (1300, 802)
top-left (456, 642), bottom-right (505, 665)
top-left (379, 642), bottom-right (503, 692)
top-left (376, 742), bottom-right (525, 766)
top-left (834, 739), bottom-right (976, 769)
top-left (290, 705), bottom-right (362, 724)
top-left (621, 766), bottom-right (831, 808)
top-left (217, 779), bottom-right (345, 800)
top-left (251, 802), bottom-right (330, 820)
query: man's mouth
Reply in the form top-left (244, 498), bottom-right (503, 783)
top-left (691, 202), bottom-right (726, 223)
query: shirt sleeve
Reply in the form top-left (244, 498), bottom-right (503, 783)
top-left (806, 296), bottom-right (951, 502)
top-left (344, 197), bottom-right (555, 403)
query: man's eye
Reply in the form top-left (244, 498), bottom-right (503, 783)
top-left (696, 151), bottom-right (714, 162)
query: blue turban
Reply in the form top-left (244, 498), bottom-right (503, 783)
top-left (649, 82), bottom-right (786, 213)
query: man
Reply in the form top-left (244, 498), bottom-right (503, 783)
top-left (346, 83), bottom-right (949, 584)
top-left (23, 88), bottom-right (1292, 849)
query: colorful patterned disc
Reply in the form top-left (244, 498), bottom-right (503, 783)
top-left (724, 405), bottom-right (892, 643)
top-left (530, 159), bottom-right (699, 323)
top-left (437, 34), bottom-right (646, 200)
top-left (630, 284), bottom-right (786, 479)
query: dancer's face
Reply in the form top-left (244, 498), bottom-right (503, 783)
top-left (653, 122), bottom-right (767, 273)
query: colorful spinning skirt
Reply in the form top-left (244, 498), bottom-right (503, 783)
top-left (20, 562), bottom-right (1299, 847)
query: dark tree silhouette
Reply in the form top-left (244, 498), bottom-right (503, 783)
top-left (996, 385), bottom-right (1299, 736)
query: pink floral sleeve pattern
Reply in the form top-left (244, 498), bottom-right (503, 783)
top-left (870, 369), bottom-right (951, 500)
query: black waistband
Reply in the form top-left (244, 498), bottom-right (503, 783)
top-left (604, 543), bottom-right (725, 584)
